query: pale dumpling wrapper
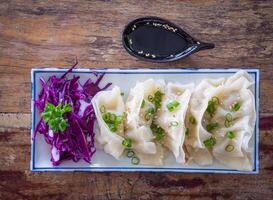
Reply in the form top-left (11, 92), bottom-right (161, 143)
top-left (91, 86), bottom-right (125, 159)
top-left (125, 79), bottom-right (165, 165)
top-left (185, 70), bottom-right (255, 171)
top-left (156, 82), bottom-right (194, 164)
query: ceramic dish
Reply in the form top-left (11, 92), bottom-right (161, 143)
top-left (31, 68), bottom-right (259, 173)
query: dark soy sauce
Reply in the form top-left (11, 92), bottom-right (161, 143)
top-left (122, 17), bottom-right (215, 62)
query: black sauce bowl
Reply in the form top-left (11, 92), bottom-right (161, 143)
top-left (122, 16), bottom-right (215, 62)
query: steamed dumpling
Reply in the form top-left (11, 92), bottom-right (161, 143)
top-left (186, 70), bottom-right (255, 171)
top-left (125, 79), bottom-right (165, 165)
top-left (185, 77), bottom-right (225, 165)
top-left (211, 71), bottom-right (255, 171)
top-left (91, 86), bottom-right (126, 159)
top-left (156, 82), bottom-right (193, 163)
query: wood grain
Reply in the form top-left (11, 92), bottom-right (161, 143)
top-left (0, 0), bottom-right (273, 199)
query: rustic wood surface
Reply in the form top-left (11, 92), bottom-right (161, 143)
top-left (0, 0), bottom-right (273, 199)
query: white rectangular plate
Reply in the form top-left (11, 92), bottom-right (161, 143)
top-left (31, 68), bottom-right (259, 173)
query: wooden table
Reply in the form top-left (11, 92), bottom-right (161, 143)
top-left (1, 0), bottom-right (273, 199)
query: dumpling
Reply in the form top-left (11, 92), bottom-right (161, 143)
top-left (156, 82), bottom-right (194, 163)
top-left (211, 71), bottom-right (255, 171)
top-left (186, 70), bottom-right (255, 171)
top-left (185, 77), bottom-right (225, 165)
top-left (91, 86), bottom-right (126, 159)
top-left (125, 79), bottom-right (165, 165)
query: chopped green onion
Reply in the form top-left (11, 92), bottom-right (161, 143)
top-left (144, 112), bottom-right (152, 121)
top-left (225, 113), bottom-right (233, 122)
top-left (148, 95), bottom-right (154, 102)
top-left (226, 131), bottom-right (235, 139)
top-left (206, 97), bottom-right (219, 117)
top-left (189, 116), bottom-right (196, 124)
top-left (225, 144), bottom-right (234, 152)
top-left (109, 124), bottom-right (117, 132)
top-left (185, 128), bottom-right (189, 136)
top-left (169, 121), bottom-right (179, 127)
top-left (147, 107), bottom-right (155, 114)
top-left (154, 90), bottom-right (163, 110)
top-left (224, 113), bottom-right (233, 128)
top-left (211, 96), bottom-right (220, 104)
top-left (141, 99), bottom-right (145, 108)
top-left (100, 105), bottom-right (106, 113)
top-left (167, 100), bottom-right (180, 112)
top-left (150, 123), bottom-right (165, 141)
top-left (144, 107), bottom-right (155, 121)
top-left (102, 112), bottom-right (124, 132)
top-left (131, 156), bottom-right (140, 165)
top-left (154, 90), bottom-right (163, 97)
top-left (122, 138), bottom-right (132, 148)
top-left (203, 137), bottom-right (216, 148)
top-left (225, 120), bottom-right (231, 128)
top-left (110, 113), bottom-right (117, 122)
top-left (120, 92), bottom-right (124, 96)
top-left (206, 122), bottom-right (218, 132)
top-left (232, 102), bottom-right (241, 112)
top-left (116, 116), bottom-right (123, 123)
top-left (127, 150), bottom-right (135, 158)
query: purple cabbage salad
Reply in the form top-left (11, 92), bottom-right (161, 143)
top-left (34, 61), bottom-right (111, 165)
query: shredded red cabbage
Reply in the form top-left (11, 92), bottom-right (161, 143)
top-left (34, 62), bottom-right (111, 165)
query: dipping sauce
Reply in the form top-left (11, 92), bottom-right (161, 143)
top-left (122, 17), bottom-right (214, 62)
top-left (128, 24), bottom-right (188, 57)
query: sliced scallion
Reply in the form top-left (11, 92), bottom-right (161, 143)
top-left (127, 150), bottom-right (135, 158)
top-left (147, 107), bottom-right (155, 114)
top-left (122, 138), bottom-right (132, 148)
top-left (211, 96), bottom-right (220, 104)
top-left (206, 122), bottom-right (218, 132)
top-left (232, 102), bottom-right (241, 112)
top-left (225, 120), bottom-right (231, 128)
top-left (100, 105), bottom-right (106, 113)
top-left (189, 116), bottom-right (196, 124)
top-left (150, 122), bottom-right (165, 141)
top-left (153, 90), bottom-right (163, 110)
top-left (225, 113), bottom-right (233, 122)
top-left (109, 113), bottom-right (117, 122)
top-left (167, 100), bottom-right (180, 112)
top-left (206, 96), bottom-right (219, 117)
top-left (102, 112), bottom-right (123, 132)
top-left (141, 99), bottom-right (145, 108)
top-left (148, 95), bottom-right (154, 102)
top-left (225, 144), bottom-right (234, 152)
top-left (203, 137), bottom-right (216, 148)
top-left (226, 131), bottom-right (235, 139)
top-left (144, 112), bottom-right (152, 121)
top-left (131, 156), bottom-right (140, 165)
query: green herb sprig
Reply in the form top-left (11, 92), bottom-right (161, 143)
top-left (41, 102), bottom-right (72, 132)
